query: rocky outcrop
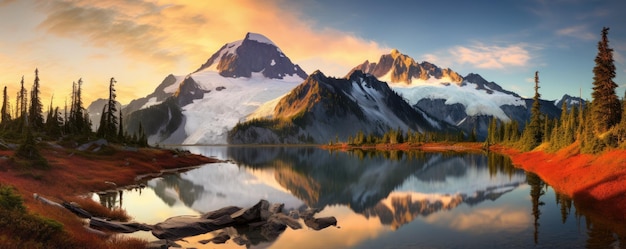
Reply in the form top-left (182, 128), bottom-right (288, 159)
top-left (194, 32), bottom-right (307, 80)
top-left (34, 193), bottom-right (337, 248)
top-left (151, 200), bottom-right (336, 244)
top-left (349, 49), bottom-right (463, 85)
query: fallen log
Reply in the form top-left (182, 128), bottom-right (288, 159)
top-left (62, 202), bottom-right (92, 218)
top-left (89, 217), bottom-right (152, 233)
top-left (33, 193), bottom-right (64, 208)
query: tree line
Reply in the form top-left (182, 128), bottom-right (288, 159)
top-left (0, 71), bottom-right (148, 152)
top-left (488, 27), bottom-right (625, 154)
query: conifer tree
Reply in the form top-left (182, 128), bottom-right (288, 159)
top-left (469, 125), bottom-right (477, 142)
top-left (105, 77), bottom-right (118, 139)
top-left (118, 108), bottom-right (124, 141)
top-left (68, 79), bottom-right (87, 134)
top-left (15, 76), bottom-right (28, 132)
top-left (520, 71), bottom-right (543, 151)
top-left (618, 92), bottom-right (626, 145)
top-left (1, 86), bottom-right (10, 125)
top-left (591, 27), bottom-right (621, 133)
top-left (28, 68), bottom-right (44, 130)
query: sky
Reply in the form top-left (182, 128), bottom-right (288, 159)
top-left (1, 0), bottom-right (625, 108)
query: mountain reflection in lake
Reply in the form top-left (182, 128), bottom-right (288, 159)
top-left (93, 146), bottom-right (623, 248)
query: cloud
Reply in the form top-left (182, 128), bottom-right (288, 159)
top-left (0, 0), bottom-right (16, 6)
top-left (36, 0), bottom-right (178, 69)
top-left (556, 25), bottom-right (595, 41)
top-left (425, 206), bottom-right (530, 234)
top-left (35, 0), bottom-right (387, 76)
top-left (450, 43), bottom-right (531, 69)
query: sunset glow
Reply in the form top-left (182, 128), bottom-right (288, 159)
top-left (2, 1), bottom-right (625, 108)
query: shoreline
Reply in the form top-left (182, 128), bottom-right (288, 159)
top-left (324, 141), bottom-right (626, 224)
top-left (0, 144), bottom-right (219, 248)
top-left (3, 141), bottom-right (626, 246)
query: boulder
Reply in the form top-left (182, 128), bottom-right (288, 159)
top-left (199, 231), bottom-right (230, 244)
top-left (232, 235), bottom-right (250, 246)
top-left (304, 216), bottom-right (337, 231)
top-left (230, 200), bottom-right (268, 224)
top-left (300, 208), bottom-right (321, 219)
top-left (146, 240), bottom-right (181, 249)
top-left (200, 206), bottom-right (241, 220)
top-left (152, 215), bottom-right (234, 240)
top-left (269, 203), bottom-right (284, 214)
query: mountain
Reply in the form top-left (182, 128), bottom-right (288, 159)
top-left (228, 70), bottom-right (452, 144)
top-left (193, 32), bottom-right (307, 80)
top-left (349, 49), bottom-right (463, 85)
top-left (555, 94), bottom-right (586, 110)
top-left (87, 98), bottom-right (122, 131)
top-left (122, 74), bottom-right (186, 117)
top-left (350, 49), bottom-right (561, 138)
top-left (123, 32), bottom-right (307, 144)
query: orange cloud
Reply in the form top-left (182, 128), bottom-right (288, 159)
top-left (1, 0), bottom-right (387, 108)
top-left (37, 0), bottom-right (386, 77)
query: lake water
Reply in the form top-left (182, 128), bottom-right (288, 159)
top-left (93, 146), bottom-right (623, 248)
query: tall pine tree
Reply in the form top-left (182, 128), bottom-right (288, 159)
top-left (106, 77), bottom-right (118, 139)
top-left (591, 27), bottom-right (621, 133)
top-left (29, 68), bottom-right (44, 130)
top-left (520, 71), bottom-right (543, 151)
top-left (1, 86), bottom-right (10, 125)
top-left (97, 77), bottom-right (119, 140)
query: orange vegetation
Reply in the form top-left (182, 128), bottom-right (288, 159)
top-left (492, 142), bottom-right (626, 223)
top-left (322, 142), bottom-right (485, 153)
top-left (0, 145), bottom-right (218, 248)
top-left (324, 141), bottom-right (626, 224)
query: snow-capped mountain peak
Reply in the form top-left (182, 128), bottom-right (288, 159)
top-left (349, 49), bottom-right (463, 86)
top-left (244, 32), bottom-right (276, 46)
top-left (193, 32), bottom-right (307, 80)
top-left (123, 32), bottom-right (308, 144)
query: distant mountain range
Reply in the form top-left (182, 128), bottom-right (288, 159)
top-left (87, 32), bottom-right (580, 144)
top-left (349, 49), bottom-right (562, 139)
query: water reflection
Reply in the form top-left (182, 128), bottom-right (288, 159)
top-left (527, 172), bottom-right (546, 244)
top-left (92, 146), bottom-right (626, 248)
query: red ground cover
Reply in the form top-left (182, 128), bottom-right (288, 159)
top-left (0, 145), bottom-right (218, 248)
top-left (493, 143), bottom-right (626, 225)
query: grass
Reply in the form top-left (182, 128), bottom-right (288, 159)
top-left (65, 196), bottom-right (131, 222)
top-left (0, 143), bottom-right (218, 248)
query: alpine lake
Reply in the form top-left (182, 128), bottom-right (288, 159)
top-left (92, 146), bottom-right (625, 248)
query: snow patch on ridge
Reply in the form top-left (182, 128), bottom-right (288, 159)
top-left (140, 97), bottom-right (159, 109)
top-left (179, 71), bottom-right (301, 144)
top-left (246, 32), bottom-right (276, 46)
top-left (202, 40), bottom-right (243, 72)
top-left (347, 79), bottom-right (415, 131)
top-left (393, 81), bottom-right (525, 122)
top-left (163, 75), bottom-right (186, 94)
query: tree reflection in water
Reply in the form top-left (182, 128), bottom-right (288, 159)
top-left (526, 172), bottom-right (545, 245)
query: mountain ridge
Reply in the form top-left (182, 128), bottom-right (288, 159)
top-left (123, 32), bottom-right (307, 144)
top-left (228, 70), bottom-right (454, 144)
top-left (114, 32), bottom-right (569, 144)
